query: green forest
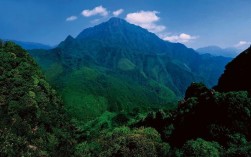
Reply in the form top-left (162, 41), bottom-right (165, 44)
top-left (1, 37), bottom-right (251, 157)
top-left (1, 4), bottom-right (251, 155)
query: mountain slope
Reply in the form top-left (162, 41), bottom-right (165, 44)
top-left (0, 41), bottom-right (73, 156)
top-left (49, 18), bottom-right (231, 91)
top-left (216, 46), bottom-right (251, 92)
top-left (30, 18), bottom-right (231, 121)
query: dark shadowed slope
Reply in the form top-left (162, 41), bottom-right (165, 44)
top-left (216, 46), bottom-right (251, 93)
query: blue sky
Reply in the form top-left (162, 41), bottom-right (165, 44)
top-left (0, 0), bottom-right (250, 49)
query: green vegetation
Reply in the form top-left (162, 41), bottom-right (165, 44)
top-left (118, 58), bottom-right (136, 71)
top-left (30, 18), bottom-right (231, 123)
top-left (63, 79), bottom-right (251, 157)
top-left (182, 138), bottom-right (221, 157)
top-left (74, 127), bottom-right (170, 157)
top-left (141, 83), bottom-right (251, 156)
top-left (0, 41), bottom-right (74, 156)
top-left (47, 66), bottom-right (177, 122)
top-left (28, 18), bottom-right (232, 127)
top-left (0, 18), bottom-right (249, 156)
top-left (70, 82), bottom-right (251, 156)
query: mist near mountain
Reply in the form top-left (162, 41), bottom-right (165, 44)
top-left (197, 45), bottom-right (241, 58)
top-left (4, 39), bottom-right (52, 50)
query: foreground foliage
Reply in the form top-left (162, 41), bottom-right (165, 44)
top-left (75, 127), bottom-right (170, 157)
top-left (0, 41), bottom-right (74, 156)
top-left (134, 83), bottom-right (251, 156)
top-left (2, 40), bottom-right (251, 157)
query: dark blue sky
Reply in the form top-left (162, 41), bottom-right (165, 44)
top-left (0, 0), bottom-right (250, 49)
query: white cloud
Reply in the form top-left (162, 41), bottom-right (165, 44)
top-left (66, 16), bottom-right (78, 22)
top-left (125, 11), bottom-right (166, 33)
top-left (125, 10), bottom-right (197, 44)
top-left (140, 23), bottom-right (166, 33)
top-left (235, 40), bottom-right (251, 48)
top-left (82, 6), bottom-right (108, 17)
top-left (164, 33), bottom-right (198, 43)
top-left (126, 11), bottom-right (159, 24)
top-left (113, 9), bottom-right (124, 17)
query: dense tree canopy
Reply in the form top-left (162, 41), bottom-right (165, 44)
top-left (74, 127), bottom-right (170, 157)
top-left (1, 39), bottom-right (251, 157)
top-left (134, 82), bottom-right (251, 156)
top-left (0, 41), bottom-right (74, 156)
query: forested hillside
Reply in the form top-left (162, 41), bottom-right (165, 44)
top-left (0, 41), bottom-right (74, 156)
top-left (1, 41), bottom-right (251, 157)
top-left (72, 47), bottom-right (251, 156)
top-left (1, 1), bottom-right (251, 156)
top-left (30, 18), bottom-right (231, 122)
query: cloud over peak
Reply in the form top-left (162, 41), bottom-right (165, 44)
top-left (125, 11), bottom-right (166, 33)
top-left (125, 10), bottom-right (197, 43)
top-left (68, 7), bottom-right (198, 44)
top-left (82, 6), bottom-right (108, 17)
top-left (126, 11), bottom-right (159, 24)
top-left (113, 9), bottom-right (124, 17)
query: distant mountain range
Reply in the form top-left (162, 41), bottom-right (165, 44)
top-left (197, 45), bottom-right (241, 58)
top-left (29, 17), bottom-right (232, 121)
top-left (4, 39), bottom-right (52, 50)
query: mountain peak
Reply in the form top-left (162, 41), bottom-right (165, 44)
top-left (106, 17), bottom-right (127, 25)
top-left (58, 35), bottom-right (75, 48)
top-left (76, 17), bottom-right (153, 40)
top-left (65, 35), bottom-right (74, 41)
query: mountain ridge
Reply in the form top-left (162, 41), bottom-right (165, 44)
top-left (4, 39), bottom-right (52, 50)
top-left (30, 17), bottom-right (232, 121)
top-left (197, 45), bottom-right (240, 58)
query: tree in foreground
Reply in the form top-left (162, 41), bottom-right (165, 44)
top-left (0, 41), bottom-right (74, 156)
